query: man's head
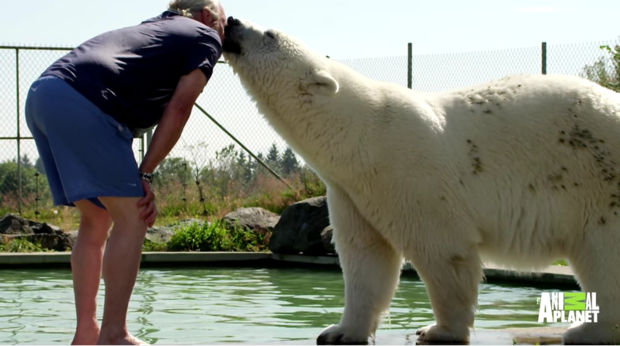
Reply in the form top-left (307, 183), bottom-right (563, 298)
top-left (167, 0), bottom-right (226, 42)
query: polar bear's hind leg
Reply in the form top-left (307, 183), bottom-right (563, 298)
top-left (562, 225), bottom-right (620, 345)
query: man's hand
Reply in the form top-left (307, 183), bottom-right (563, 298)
top-left (138, 179), bottom-right (158, 228)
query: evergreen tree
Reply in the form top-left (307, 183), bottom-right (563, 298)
top-left (266, 143), bottom-right (280, 165)
top-left (34, 157), bottom-right (46, 175)
top-left (20, 154), bottom-right (33, 169)
top-left (281, 147), bottom-right (300, 176)
top-left (266, 143), bottom-right (282, 174)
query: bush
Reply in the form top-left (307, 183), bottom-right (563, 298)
top-left (167, 220), bottom-right (269, 252)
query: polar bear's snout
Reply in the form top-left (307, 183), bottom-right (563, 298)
top-left (223, 16), bottom-right (244, 55)
top-left (227, 16), bottom-right (242, 27)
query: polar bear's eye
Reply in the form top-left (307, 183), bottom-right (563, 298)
top-left (265, 31), bottom-right (276, 39)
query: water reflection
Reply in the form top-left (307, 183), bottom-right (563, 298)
top-left (0, 267), bottom-right (572, 345)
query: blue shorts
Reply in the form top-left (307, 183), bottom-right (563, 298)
top-left (25, 75), bottom-right (145, 209)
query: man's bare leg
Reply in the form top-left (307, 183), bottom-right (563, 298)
top-left (71, 200), bottom-right (113, 345)
top-left (96, 196), bottom-right (148, 345)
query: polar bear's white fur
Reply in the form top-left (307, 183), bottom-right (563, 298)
top-left (222, 17), bottom-right (620, 345)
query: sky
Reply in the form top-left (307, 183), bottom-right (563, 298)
top-left (1, 0), bottom-right (620, 58)
top-left (1, 0), bottom-right (620, 166)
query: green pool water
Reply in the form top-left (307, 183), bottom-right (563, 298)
top-left (0, 266), bottom-right (571, 345)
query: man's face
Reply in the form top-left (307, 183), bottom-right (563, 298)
top-left (202, 4), bottom-right (226, 43)
top-left (215, 4), bottom-right (226, 42)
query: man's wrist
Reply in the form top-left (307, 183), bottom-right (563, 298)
top-left (139, 172), bottom-right (154, 185)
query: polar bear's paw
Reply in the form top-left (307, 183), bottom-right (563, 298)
top-left (316, 324), bottom-right (370, 345)
top-left (415, 324), bottom-right (469, 344)
top-left (562, 322), bottom-right (620, 345)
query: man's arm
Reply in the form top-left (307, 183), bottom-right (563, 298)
top-left (139, 68), bottom-right (207, 174)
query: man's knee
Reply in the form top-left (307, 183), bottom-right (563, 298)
top-left (98, 196), bottom-right (147, 229)
top-left (75, 199), bottom-right (112, 229)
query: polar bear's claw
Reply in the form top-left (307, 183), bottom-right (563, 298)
top-left (316, 325), bottom-right (369, 345)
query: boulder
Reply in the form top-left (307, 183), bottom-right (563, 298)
top-left (67, 230), bottom-right (78, 244)
top-left (0, 214), bottom-right (41, 235)
top-left (145, 227), bottom-right (175, 244)
top-left (0, 213), bottom-right (73, 251)
top-left (269, 196), bottom-right (333, 255)
top-left (222, 207), bottom-right (280, 234)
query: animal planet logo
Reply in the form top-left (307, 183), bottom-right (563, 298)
top-left (537, 292), bottom-right (599, 323)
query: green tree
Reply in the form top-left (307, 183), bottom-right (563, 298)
top-left (266, 143), bottom-right (280, 165)
top-left (34, 157), bottom-right (45, 175)
top-left (266, 143), bottom-right (282, 176)
top-left (20, 155), bottom-right (33, 169)
top-left (281, 147), bottom-right (300, 176)
top-left (236, 151), bottom-right (254, 184)
top-left (154, 157), bottom-right (192, 188)
top-left (0, 156), bottom-right (50, 206)
top-left (581, 41), bottom-right (620, 92)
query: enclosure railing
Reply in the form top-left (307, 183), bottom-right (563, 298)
top-left (1, 37), bottom-right (619, 218)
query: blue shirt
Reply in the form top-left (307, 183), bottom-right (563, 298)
top-left (42, 11), bottom-right (222, 137)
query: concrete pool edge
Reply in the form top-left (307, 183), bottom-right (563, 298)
top-left (270, 253), bottom-right (579, 288)
top-left (0, 251), bottom-right (578, 288)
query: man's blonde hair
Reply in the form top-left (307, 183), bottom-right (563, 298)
top-left (167, 0), bottom-right (221, 20)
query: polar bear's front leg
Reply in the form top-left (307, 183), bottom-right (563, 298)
top-left (316, 185), bottom-right (402, 345)
top-left (409, 240), bottom-right (483, 343)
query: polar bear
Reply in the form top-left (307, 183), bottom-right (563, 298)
top-left (221, 16), bottom-right (620, 345)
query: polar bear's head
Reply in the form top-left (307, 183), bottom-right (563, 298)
top-left (221, 16), bottom-right (340, 104)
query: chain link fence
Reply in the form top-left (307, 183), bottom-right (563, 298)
top-left (1, 37), bottom-right (619, 223)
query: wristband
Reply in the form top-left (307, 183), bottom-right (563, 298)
top-left (139, 172), bottom-right (154, 185)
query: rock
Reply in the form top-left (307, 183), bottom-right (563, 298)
top-left (321, 225), bottom-right (336, 254)
top-left (269, 197), bottom-right (332, 255)
top-left (222, 207), bottom-right (280, 234)
top-left (29, 233), bottom-right (74, 252)
top-left (0, 213), bottom-right (73, 251)
top-left (67, 230), bottom-right (78, 244)
top-left (146, 227), bottom-right (175, 243)
top-left (0, 213), bottom-right (40, 235)
top-left (30, 222), bottom-right (63, 235)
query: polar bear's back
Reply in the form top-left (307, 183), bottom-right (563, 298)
top-left (407, 74), bottom-right (620, 260)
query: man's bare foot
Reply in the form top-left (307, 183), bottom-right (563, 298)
top-left (72, 323), bottom-right (100, 345)
top-left (97, 334), bottom-right (148, 345)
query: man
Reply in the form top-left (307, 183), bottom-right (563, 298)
top-left (24, 1), bottom-right (227, 344)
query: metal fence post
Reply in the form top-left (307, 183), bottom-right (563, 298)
top-left (16, 48), bottom-right (22, 215)
top-left (407, 43), bottom-right (413, 89)
top-left (146, 130), bottom-right (153, 150)
top-left (140, 135), bottom-right (145, 163)
top-left (542, 42), bottom-right (547, 75)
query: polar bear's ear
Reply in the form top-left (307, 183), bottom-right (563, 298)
top-left (305, 70), bottom-right (340, 96)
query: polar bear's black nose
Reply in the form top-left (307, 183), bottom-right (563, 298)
top-left (227, 16), bottom-right (241, 26)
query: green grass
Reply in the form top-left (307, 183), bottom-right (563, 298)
top-left (0, 238), bottom-right (51, 253)
top-left (142, 239), bottom-right (169, 252)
